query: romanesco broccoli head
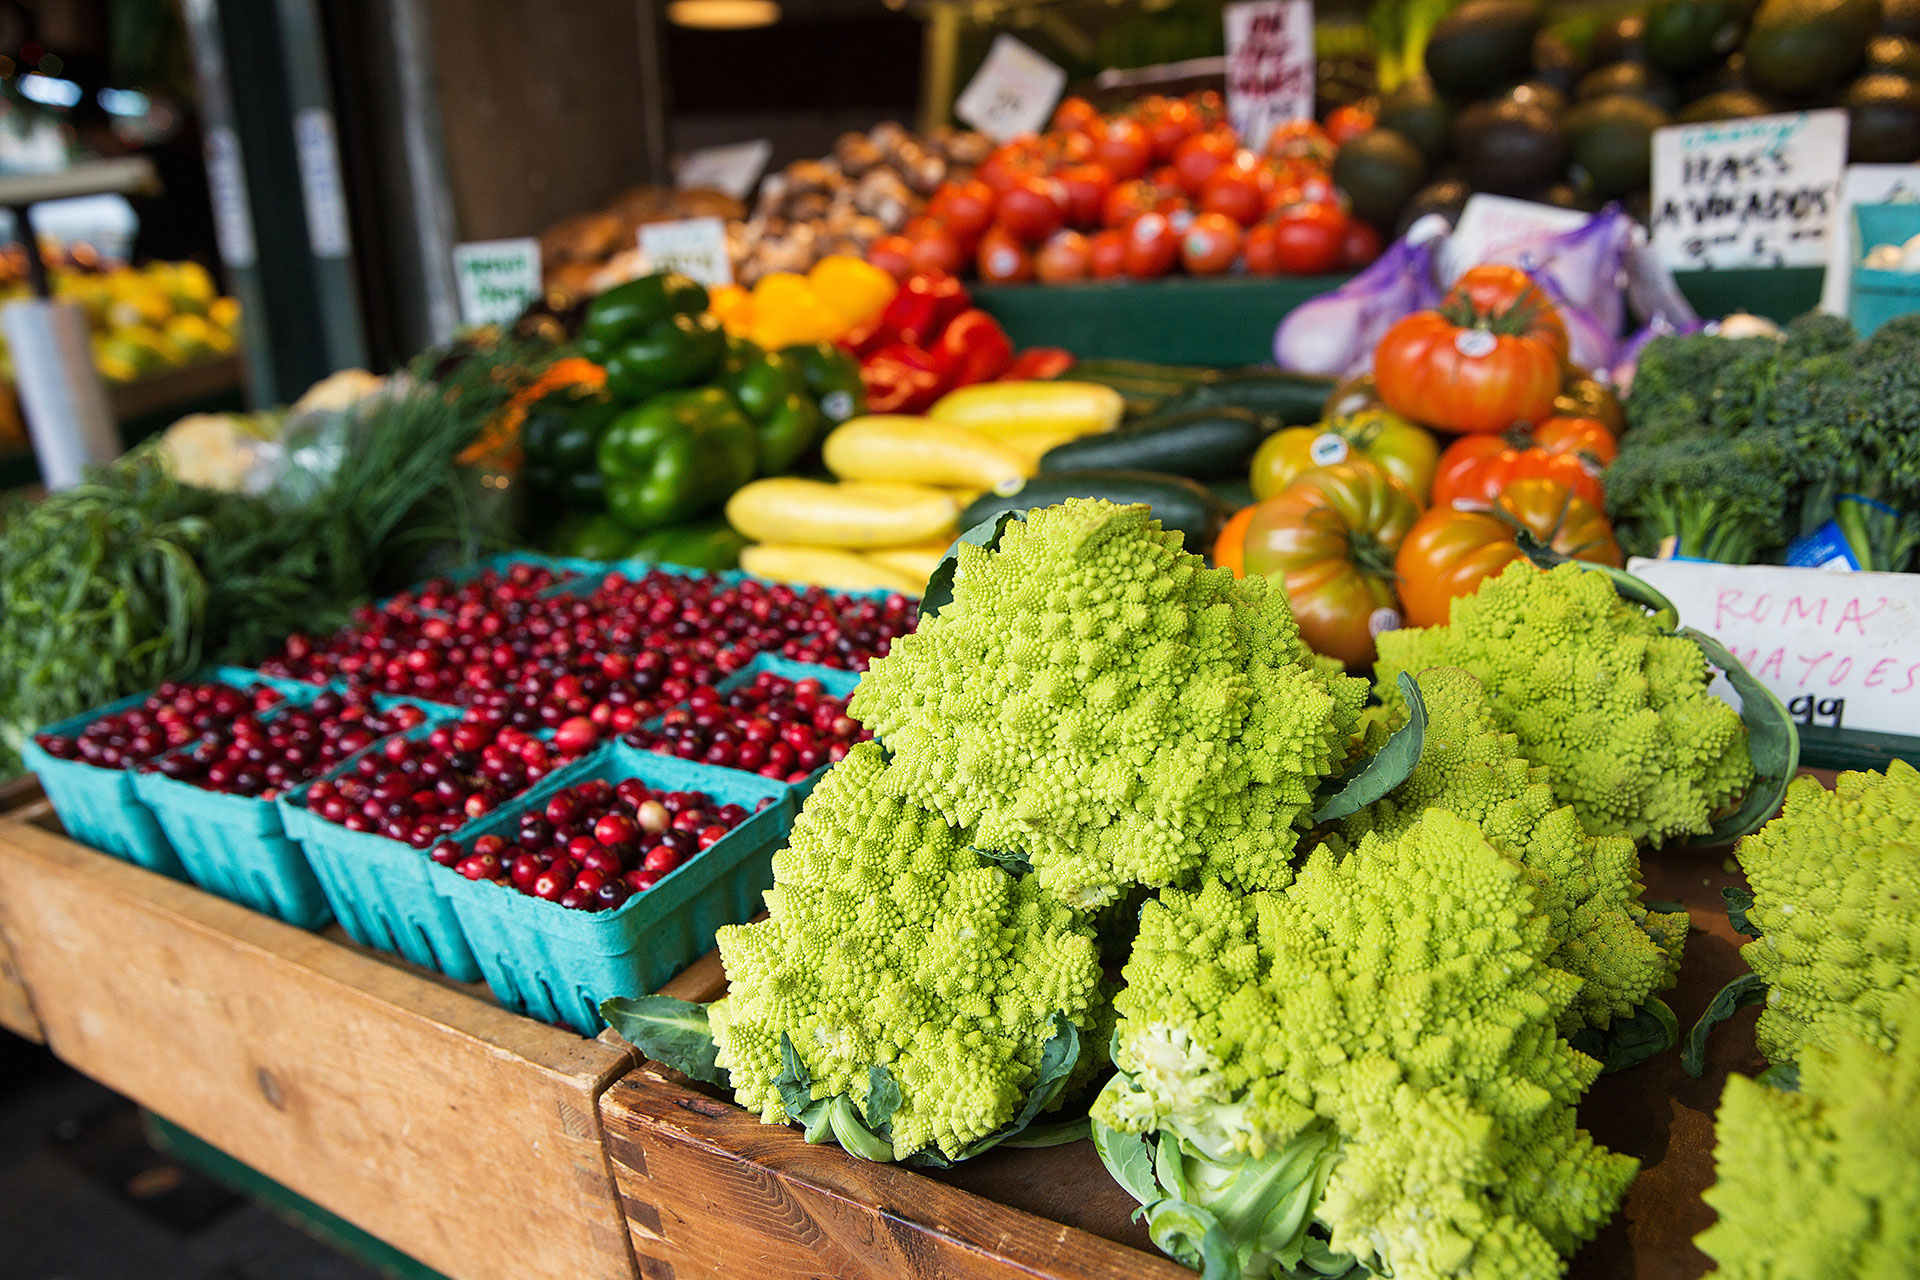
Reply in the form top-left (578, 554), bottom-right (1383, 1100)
top-left (847, 499), bottom-right (1367, 908)
top-left (1344, 666), bottom-right (1685, 1032)
top-left (1374, 560), bottom-right (1753, 847)
top-left (1094, 810), bottom-right (1636, 1280)
top-left (1734, 760), bottom-right (1920, 1064)
top-left (709, 741), bottom-right (1107, 1161)
top-left (1696, 988), bottom-right (1920, 1279)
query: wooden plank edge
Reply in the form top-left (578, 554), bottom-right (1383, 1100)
top-left (602, 1065), bottom-right (1191, 1280)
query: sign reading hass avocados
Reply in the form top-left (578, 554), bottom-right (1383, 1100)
top-left (1649, 110), bottom-right (1849, 270)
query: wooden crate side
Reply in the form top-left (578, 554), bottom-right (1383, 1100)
top-left (0, 815), bottom-right (639, 1280)
top-left (601, 1067), bottom-right (1190, 1280)
top-left (0, 921), bottom-right (41, 1041)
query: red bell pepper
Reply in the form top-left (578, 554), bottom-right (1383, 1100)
top-left (876, 273), bottom-right (971, 349)
top-left (861, 342), bottom-right (944, 414)
top-left (929, 309), bottom-right (1014, 388)
top-left (1003, 347), bottom-right (1075, 381)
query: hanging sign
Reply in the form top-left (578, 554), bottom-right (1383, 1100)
top-left (954, 34), bottom-right (1067, 143)
top-left (1649, 109), bottom-right (1849, 270)
top-left (676, 139), bottom-right (773, 200)
top-left (1223, 0), bottom-right (1316, 153)
top-left (1627, 557), bottom-right (1920, 734)
top-left (452, 237), bottom-right (541, 328)
top-left (638, 217), bottom-right (734, 287)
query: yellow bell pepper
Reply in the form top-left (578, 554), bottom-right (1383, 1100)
top-left (807, 256), bottom-right (897, 328)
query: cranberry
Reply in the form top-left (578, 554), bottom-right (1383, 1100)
top-left (532, 868), bottom-right (574, 901)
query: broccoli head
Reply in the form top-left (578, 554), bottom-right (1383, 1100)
top-left (849, 498), bottom-right (1367, 909)
top-left (1604, 431), bottom-right (1795, 565)
top-left (1092, 811), bottom-right (1637, 1280)
top-left (1621, 332), bottom-right (1728, 446)
top-left (1735, 761), bottom-right (1920, 1064)
top-left (1374, 560), bottom-right (1753, 847)
top-left (1344, 666), bottom-right (1686, 1031)
top-left (1696, 988), bottom-right (1920, 1279)
top-left (709, 740), bottom-right (1107, 1162)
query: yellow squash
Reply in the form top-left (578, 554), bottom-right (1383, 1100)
top-left (928, 381), bottom-right (1125, 440)
top-left (740, 544), bottom-right (926, 595)
top-left (862, 539), bottom-right (951, 586)
top-left (822, 415), bottom-right (1032, 493)
top-left (726, 478), bottom-right (961, 549)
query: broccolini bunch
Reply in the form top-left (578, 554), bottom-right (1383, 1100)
top-left (1093, 812), bottom-right (1638, 1280)
top-left (1374, 560), bottom-right (1753, 847)
top-left (850, 499), bottom-right (1367, 909)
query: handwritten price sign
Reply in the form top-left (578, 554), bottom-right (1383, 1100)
top-left (1629, 558), bottom-right (1920, 734)
top-left (1649, 110), bottom-right (1849, 270)
top-left (954, 36), bottom-right (1066, 143)
top-left (1223, 0), bottom-right (1316, 153)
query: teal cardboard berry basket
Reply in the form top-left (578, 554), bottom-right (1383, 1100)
top-left (21, 667), bottom-right (314, 880)
top-left (435, 742), bottom-right (790, 1034)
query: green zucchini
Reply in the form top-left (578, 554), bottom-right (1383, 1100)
top-left (958, 470), bottom-right (1229, 553)
top-left (1152, 371), bottom-right (1336, 429)
top-left (1039, 408), bottom-right (1264, 481)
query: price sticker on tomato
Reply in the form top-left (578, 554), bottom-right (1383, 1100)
top-left (955, 35), bottom-right (1067, 143)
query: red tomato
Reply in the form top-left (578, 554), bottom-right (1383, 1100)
top-left (1191, 89), bottom-right (1225, 123)
top-left (1295, 172), bottom-right (1340, 206)
top-left (1265, 119), bottom-right (1335, 166)
top-left (1088, 229), bottom-right (1129, 277)
top-left (1123, 212), bottom-right (1179, 277)
top-left (1373, 311), bottom-right (1563, 435)
top-left (1324, 103), bottom-right (1376, 147)
top-left (1395, 479), bottom-right (1622, 627)
top-left (1173, 131), bottom-right (1236, 196)
top-left (1056, 163), bottom-right (1115, 229)
top-left (996, 175), bottom-right (1068, 243)
top-left (1180, 211), bottom-right (1242, 275)
top-left (1054, 130), bottom-right (1097, 166)
top-left (1271, 203), bottom-right (1347, 275)
top-left (1051, 96), bottom-right (1099, 134)
top-left (1430, 416), bottom-right (1617, 510)
top-left (1095, 117), bottom-right (1153, 181)
top-left (1341, 218), bottom-right (1383, 269)
top-left (977, 144), bottom-right (1044, 196)
top-left (1144, 98), bottom-right (1199, 162)
top-left (906, 226), bottom-right (963, 277)
top-left (931, 179), bottom-right (996, 240)
top-left (1148, 165), bottom-right (1185, 200)
top-left (866, 234), bottom-right (914, 282)
top-left (1102, 179), bottom-right (1159, 229)
top-left (976, 225), bottom-right (1033, 284)
top-left (1243, 221), bottom-right (1282, 275)
top-left (1035, 229), bottom-right (1091, 284)
top-left (1199, 154), bottom-right (1271, 226)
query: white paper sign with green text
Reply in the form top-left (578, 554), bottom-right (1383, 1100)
top-left (452, 238), bottom-right (541, 328)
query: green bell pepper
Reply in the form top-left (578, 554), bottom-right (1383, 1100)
top-left (723, 348), bottom-right (822, 474)
top-left (631, 519), bottom-right (748, 572)
top-left (522, 394), bottom-right (619, 510)
top-left (725, 347), bottom-right (806, 420)
top-left (546, 511), bottom-right (643, 560)
top-left (597, 387), bottom-right (757, 532)
top-left (581, 272), bottom-right (726, 403)
top-left (785, 342), bottom-right (867, 426)
top-left (721, 332), bottom-right (765, 378)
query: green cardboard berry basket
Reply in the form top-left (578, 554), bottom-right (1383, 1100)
top-left (434, 742), bottom-right (790, 1034)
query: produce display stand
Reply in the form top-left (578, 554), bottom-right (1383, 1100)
top-left (972, 268), bottom-right (1828, 366)
top-left (0, 792), bottom-right (643, 1280)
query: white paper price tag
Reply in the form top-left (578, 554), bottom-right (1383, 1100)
top-left (954, 35), bottom-right (1067, 143)
top-left (1223, 0), bottom-right (1316, 154)
top-left (452, 237), bottom-right (541, 328)
top-left (638, 217), bottom-right (733, 287)
top-left (1442, 194), bottom-right (1591, 282)
top-left (1627, 557), bottom-right (1920, 735)
top-left (1650, 110), bottom-right (1849, 271)
top-left (676, 139), bottom-right (773, 200)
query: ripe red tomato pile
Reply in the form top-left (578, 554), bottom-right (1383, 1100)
top-left (870, 93), bottom-right (1382, 286)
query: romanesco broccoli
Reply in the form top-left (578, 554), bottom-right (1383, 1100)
top-left (709, 740), bottom-right (1107, 1162)
top-left (1093, 811), bottom-right (1637, 1280)
top-left (848, 499), bottom-right (1366, 909)
top-left (1374, 560), bottom-right (1753, 847)
top-left (1344, 666), bottom-right (1686, 1031)
top-left (1735, 760), bottom-right (1920, 1064)
top-left (1695, 988), bottom-right (1920, 1279)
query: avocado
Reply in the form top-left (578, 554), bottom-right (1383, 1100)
top-left (1883, 0), bottom-right (1920, 40)
top-left (1744, 0), bottom-right (1877, 97)
top-left (1332, 129), bottom-right (1430, 232)
top-left (1844, 73), bottom-right (1920, 157)
top-left (1576, 60), bottom-right (1683, 111)
top-left (1376, 77), bottom-right (1455, 164)
top-left (1566, 94), bottom-right (1671, 200)
top-left (1454, 98), bottom-right (1570, 194)
top-left (1525, 181), bottom-right (1601, 210)
top-left (1645, 0), bottom-right (1760, 74)
top-left (1426, 0), bottom-right (1543, 96)
top-left (1532, 28), bottom-right (1589, 92)
top-left (1394, 178), bottom-right (1475, 237)
top-left (1590, 13), bottom-right (1650, 64)
top-left (1683, 52), bottom-right (1750, 99)
top-left (1676, 87), bottom-right (1778, 118)
top-left (1867, 32), bottom-right (1920, 76)
top-left (1508, 80), bottom-right (1571, 114)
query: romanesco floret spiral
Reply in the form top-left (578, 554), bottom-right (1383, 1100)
top-left (1373, 560), bottom-right (1753, 847)
top-left (848, 499), bottom-right (1366, 908)
top-left (1696, 988), bottom-right (1920, 1279)
top-left (708, 741), bottom-right (1106, 1160)
top-left (1734, 760), bottom-right (1920, 1064)
top-left (1094, 811), bottom-right (1637, 1280)
top-left (1344, 666), bottom-right (1686, 1032)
